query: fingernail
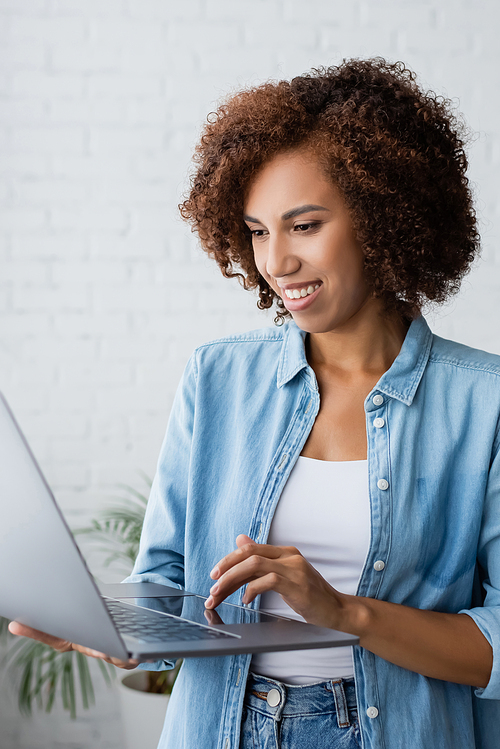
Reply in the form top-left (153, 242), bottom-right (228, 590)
top-left (205, 596), bottom-right (214, 608)
top-left (210, 566), bottom-right (220, 579)
top-left (210, 583), bottom-right (219, 595)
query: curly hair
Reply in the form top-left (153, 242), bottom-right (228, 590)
top-left (179, 58), bottom-right (480, 323)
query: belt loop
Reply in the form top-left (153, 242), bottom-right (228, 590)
top-left (331, 679), bottom-right (350, 728)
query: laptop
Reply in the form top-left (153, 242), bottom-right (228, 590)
top-left (0, 392), bottom-right (359, 662)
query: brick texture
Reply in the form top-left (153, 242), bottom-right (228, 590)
top-left (1, 0), bottom-right (500, 746)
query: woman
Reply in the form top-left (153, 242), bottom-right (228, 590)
top-left (10, 59), bottom-right (500, 748)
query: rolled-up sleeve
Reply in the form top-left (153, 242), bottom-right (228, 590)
top-left (460, 428), bottom-right (500, 699)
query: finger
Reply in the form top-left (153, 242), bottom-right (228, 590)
top-left (8, 622), bottom-right (138, 668)
top-left (208, 555), bottom-right (279, 608)
top-left (8, 621), bottom-right (72, 651)
top-left (210, 541), bottom-right (286, 580)
top-left (88, 653), bottom-right (138, 669)
top-left (243, 568), bottom-right (343, 626)
top-left (108, 657), bottom-right (139, 669)
top-left (236, 534), bottom-right (254, 548)
top-left (71, 644), bottom-right (138, 669)
top-left (242, 572), bottom-right (289, 605)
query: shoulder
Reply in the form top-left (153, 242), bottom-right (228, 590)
top-left (428, 333), bottom-right (500, 380)
top-left (191, 324), bottom-right (286, 372)
top-left (194, 324), bottom-right (285, 352)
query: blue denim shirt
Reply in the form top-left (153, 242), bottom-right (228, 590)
top-left (126, 316), bottom-right (500, 749)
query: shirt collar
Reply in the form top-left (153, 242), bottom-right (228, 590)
top-left (277, 315), bottom-right (433, 405)
top-left (374, 315), bottom-right (433, 405)
top-left (277, 321), bottom-right (310, 389)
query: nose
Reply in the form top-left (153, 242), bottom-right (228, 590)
top-left (264, 233), bottom-right (300, 280)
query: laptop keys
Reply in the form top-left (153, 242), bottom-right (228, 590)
top-left (105, 599), bottom-right (234, 643)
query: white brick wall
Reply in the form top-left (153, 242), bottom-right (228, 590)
top-left (1, 0), bottom-right (499, 746)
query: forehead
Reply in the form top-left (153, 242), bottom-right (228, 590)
top-left (244, 148), bottom-right (339, 214)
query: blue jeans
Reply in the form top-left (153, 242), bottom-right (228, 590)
top-left (239, 672), bottom-right (362, 749)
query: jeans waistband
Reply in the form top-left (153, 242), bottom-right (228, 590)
top-left (244, 672), bottom-right (357, 728)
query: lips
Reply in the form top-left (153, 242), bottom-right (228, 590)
top-left (279, 282), bottom-right (322, 311)
top-left (283, 283), bottom-right (320, 300)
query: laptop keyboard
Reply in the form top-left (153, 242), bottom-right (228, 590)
top-left (105, 599), bottom-right (235, 643)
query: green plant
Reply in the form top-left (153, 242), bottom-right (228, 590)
top-left (1, 472), bottom-right (179, 718)
top-left (4, 637), bottom-right (114, 719)
top-left (75, 471), bottom-right (150, 576)
top-left (0, 615), bottom-right (10, 643)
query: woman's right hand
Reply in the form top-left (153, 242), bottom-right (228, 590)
top-left (8, 621), bottom-right (139, 670)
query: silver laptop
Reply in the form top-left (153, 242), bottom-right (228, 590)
top-left (0, 392), bottom-right (358, 662)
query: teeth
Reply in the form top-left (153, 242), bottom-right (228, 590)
top-left (284, 284), bottom-right (320, 300)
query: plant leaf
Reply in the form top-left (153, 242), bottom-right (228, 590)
top-left (76, 650), bottom-right (94, 710)
top-left (96, 658), bottom-right (115, 686)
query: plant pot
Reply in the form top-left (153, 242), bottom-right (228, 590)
top-left (118, 671), bottom-right (170, 749)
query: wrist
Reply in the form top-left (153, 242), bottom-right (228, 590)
top-left (331, 592), bottom-right (373, 638)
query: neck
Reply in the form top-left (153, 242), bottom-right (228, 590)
top-left (306, 302), bottom-right (411, 379)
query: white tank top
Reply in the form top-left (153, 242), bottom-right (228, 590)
top-left (250, 456), bottom-right (370, 684)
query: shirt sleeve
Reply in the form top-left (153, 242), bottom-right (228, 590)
top-left (121, 352), bottom-right (198, 670)
top-left (459, 426), bottom-right (500, 699)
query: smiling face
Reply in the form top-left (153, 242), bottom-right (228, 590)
top-left (243, 147), bottom-right (381, 335)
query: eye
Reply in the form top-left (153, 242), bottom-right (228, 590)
top-left (249, 228), bottom-right (268, 239)
top-left (294, 222), bottom-right (320, 233)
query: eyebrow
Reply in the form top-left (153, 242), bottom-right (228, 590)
top-left (243, 204), bottom-right (330, 224)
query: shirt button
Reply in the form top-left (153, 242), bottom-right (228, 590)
top-left (267, 689), bottom-right (281, 707)
top-left (373, 560), bottom-right (385, 571)
top-left (366, 706), bottom-right (379, 719)
top-left (372, 394), bottom-right (384, 406)
top-left (377, 479), bottom-right (389, 490)
top-left (373, 417), bottom-right (385, 428)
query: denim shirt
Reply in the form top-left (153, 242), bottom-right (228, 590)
top-left (126, 316), bottom-right (500, 749)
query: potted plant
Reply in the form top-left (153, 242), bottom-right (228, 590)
top-left (1, 472), bottom-right (180, 738)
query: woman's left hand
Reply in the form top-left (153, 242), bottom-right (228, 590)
top-left (206, 537), bottom-right (495, 689)
top-left (205, 534), bottom-right (347, 630)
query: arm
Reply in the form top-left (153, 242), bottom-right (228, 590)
top-left (339, 593), bottom-right (492, 687)
top-left (7, 622), bottom-right (138, 669)
top-left (207, 534), bottom-right (493, 688)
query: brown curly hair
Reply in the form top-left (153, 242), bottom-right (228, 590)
top-left (179, 58), bottom-right (480, 323)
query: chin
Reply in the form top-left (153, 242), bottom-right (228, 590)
top-left (289, 314), bottom-right (339, 335)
